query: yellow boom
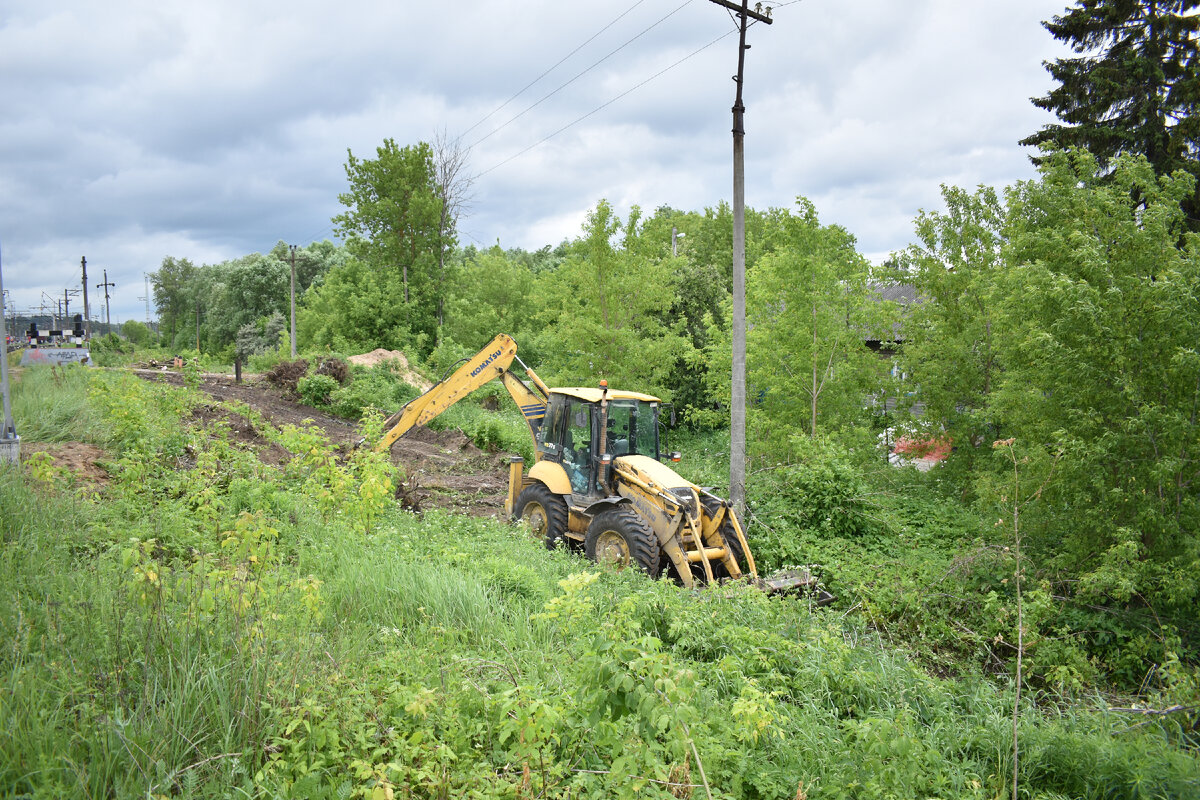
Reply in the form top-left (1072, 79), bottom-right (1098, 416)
top-left (376, 333), bottom-right (549, 452)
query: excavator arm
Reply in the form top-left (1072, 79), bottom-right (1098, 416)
top-left (376, 333), bottom-right (548, 452)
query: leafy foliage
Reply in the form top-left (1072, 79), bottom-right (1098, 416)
top-left (995, 152), bottom-right (1200, 613)
top-left (329, 138), bottom-right (445, 354)
top-left (744, 199), bottom-right (896, 444)
top-left (530, 201), bottom-right (692, 399)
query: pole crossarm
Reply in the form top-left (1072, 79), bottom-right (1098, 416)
top-left (707, 0), bottom-right (773, 24)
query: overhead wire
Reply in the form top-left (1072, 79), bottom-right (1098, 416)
top-left (467, 0), bottom-right (697, 150)
top-left (469, 0), bottom-right (805, 180)
top-left (475, 27), bottom-right (737, 179)
top-left (455, 0), bottom-right (651, 145)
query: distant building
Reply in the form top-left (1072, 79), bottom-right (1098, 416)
top-left (864, 283), bottom-right (920, 357)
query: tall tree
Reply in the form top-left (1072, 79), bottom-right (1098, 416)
top-left (432, 131), bottom-right (473, 335)
top-left (1022, 0), bottom-right (1200, 219)
top-left (743, 199), bottom-right (894, 444)
top-left (443, 246), bottom-right (534, 352)
top-left (333, 139), bottom-right (443, 351)
top-left (897, 184), bottom-right (1008, 472)
top-left (150, 256), bottom-right (197, 349)
top-left (901, 152), bottom-right (1200, 613)
top-left (204, 254), bottom-right (289, 350)
top-left (994, 151), bottom-right (1200, 609)
top-left (532, 200), bottom-right (690, 397)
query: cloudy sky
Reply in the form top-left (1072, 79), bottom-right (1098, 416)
top-left (1, 0), bottom-right (1070, 325)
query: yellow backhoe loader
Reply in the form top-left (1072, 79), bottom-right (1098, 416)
top-left (378, 333), bottom-right (823, 595)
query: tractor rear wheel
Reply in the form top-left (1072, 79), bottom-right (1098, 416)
top-left (514, 483), bottom-right (568, 550)
top-left (585, 507), bottom-right (661, 578)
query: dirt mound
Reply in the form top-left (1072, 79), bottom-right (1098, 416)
top-left (21, 442), bottom-right (110, 488)
top-left (347, 349), bottom-right (432, 390)
top-left (389, 426), bottom-right (510, 518)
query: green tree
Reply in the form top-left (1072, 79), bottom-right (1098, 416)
top-left (743, 199), bottom-right (894, 445)
top-left (119, 320), bottom-right (155, 347)
top-left (994, 151), bottom-right (1200, 610)
top-left (268, 239), bottom-right (346, 296)
top-left (333, 139), bottom-right (443, 352)
top-left (897, 184), bottom-right (1008, 472)
top-left (442, 246), bottom-right (535, 351)
top-left (150, 256), bottom-right (197, 349)
top-left (531, 200), bottom-right (691, 397)
top-left (1021, 0), bottom-right (1200, 220)
top-left (298, 257), bottom-right (407, 353)
top-left (205, 254), bottom-right (289, 349)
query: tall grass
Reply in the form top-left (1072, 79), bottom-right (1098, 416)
top-left (9, 364), bottom-right (104, 443)
top-left (1, 366), bottom-right (1196, 798)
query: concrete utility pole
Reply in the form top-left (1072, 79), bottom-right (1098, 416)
top-left (96, 270), bottom-right (116, 329)
top-left (81, 257), bottom-right (91, 340)
top-left (289, 244), bottom-right (298, 358)
top-left (0, 239), bottom-right (18, 462)
top-left (142, 274), bottom-right (151, 325)
top-left (708, 0), bottom-right (772, 517)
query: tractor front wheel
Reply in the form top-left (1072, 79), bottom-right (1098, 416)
top-left (514, 483), bottom-right (568, 550)
top-left (702, 497), bottom-right (745, 580)
top-left (585, 507), bottom-right (661, 578)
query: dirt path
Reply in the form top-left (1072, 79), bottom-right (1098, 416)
top-left (133, 369), bottom-right (513, 519)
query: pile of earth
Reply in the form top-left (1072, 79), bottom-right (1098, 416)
top-left (347, 349), bottom-right (432, 391)
top-left (20, 442), bottom-right (110, 489)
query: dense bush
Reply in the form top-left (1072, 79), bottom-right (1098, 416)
top-left (86, 332), bottom-right (133, 367)
top-left (297, 373), bottom-right (338, 407)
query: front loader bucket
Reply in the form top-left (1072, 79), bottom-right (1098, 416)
top-left (755, 568), bottom-right (835, 605)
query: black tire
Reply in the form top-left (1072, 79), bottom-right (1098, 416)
top-left (514, 483), bottom-right (569, 550)
top-left (585, 507), bottom-right (661, 578)
top-left (702, 497), bottom-right (744, 579)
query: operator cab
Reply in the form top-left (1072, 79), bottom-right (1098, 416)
top-left (536, 388), bottom-right (666, 496)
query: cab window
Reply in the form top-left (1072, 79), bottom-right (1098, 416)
top-left (606, 399), bottom-right (659, 458)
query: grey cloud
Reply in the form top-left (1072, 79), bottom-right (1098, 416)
top-left (2, 0), bottom-right (1071, 324)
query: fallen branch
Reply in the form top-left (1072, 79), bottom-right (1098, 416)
top-left (1107, 704), bottom-right (1196, 716)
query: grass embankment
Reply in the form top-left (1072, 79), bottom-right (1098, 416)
top-left (1, 366), bottom-right (1197, 798)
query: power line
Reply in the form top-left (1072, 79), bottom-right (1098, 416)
top-left (475, 28), bottom-right (736, 179)
top-left (456, 0), bottom-right (652, 145)
top-left (468, 0), bottom-right (697, 151)
top-left (469, 1), bottom-right (806, 181)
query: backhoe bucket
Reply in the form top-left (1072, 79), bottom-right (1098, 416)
top-left (755, 568), bottom-right (835, 605)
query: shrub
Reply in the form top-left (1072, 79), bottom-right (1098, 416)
top-left (88, 333), bottom-right (132, 367)
top-left (297, 374), bottom-right (338, 408)
top-left (120, 320), bottom-right (155, 347)
top-left (752, 436), bottom-right (874, 539)
top-left (327, 368), bottom-right (421, 420)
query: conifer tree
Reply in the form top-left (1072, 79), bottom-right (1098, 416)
top-left (1022, 0), bottom-right (1200, 220)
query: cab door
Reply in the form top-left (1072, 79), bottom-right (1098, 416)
top-left (538, 394), bottom-right (596, 495)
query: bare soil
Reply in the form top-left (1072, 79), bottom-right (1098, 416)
top-left (20, 441), bottom-right (110, 490)
top-left (133, 369), bottom-right (513, 519)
